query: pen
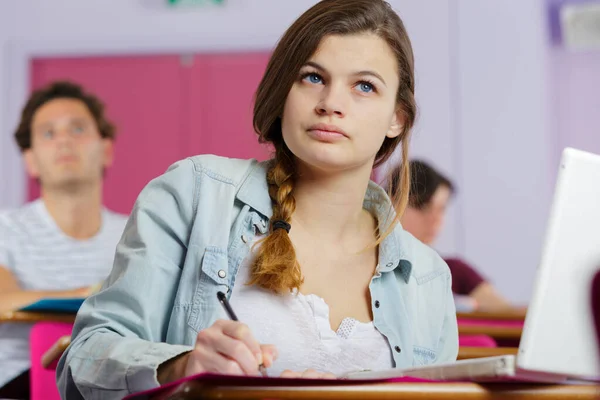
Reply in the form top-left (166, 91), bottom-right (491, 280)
top-left (216, 291), bottom-right (268, 377)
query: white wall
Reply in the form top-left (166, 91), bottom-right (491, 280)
top-left (551, 48), bottom-right (600, 164)
top-left (0, 0), bottom-right (554, 303)
top-left (455, 0), bottom-right (553, 303)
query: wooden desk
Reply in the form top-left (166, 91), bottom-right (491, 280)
top-left (153, 381), bottom-right (599, 400)
top-left (457, 346), bottom-right (518, 360)
top-left (42, 335), bottom-right (71, 369)
top-left (457, 309), bottom-right (527, 321)
top-left (458, 324), bottom-right (523, 341)
top-left (0, 310), bottom-right (76, 324)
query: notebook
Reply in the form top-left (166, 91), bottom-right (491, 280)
top-left (18, 297), bottom-right (85, 313)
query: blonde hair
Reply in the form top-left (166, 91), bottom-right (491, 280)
top-left (249, 0), bottom-right (416, 293)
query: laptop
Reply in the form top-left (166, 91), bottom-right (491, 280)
top-left (348, 147), bottom-right (600, 383)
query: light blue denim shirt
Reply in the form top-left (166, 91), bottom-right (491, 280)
top-left (57, 155), bottom-right (458, 400)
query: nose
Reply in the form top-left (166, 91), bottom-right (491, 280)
top-left (54, 128), bottom-right (75, 146)
top-left (315, 84), bottom-right (347, 117)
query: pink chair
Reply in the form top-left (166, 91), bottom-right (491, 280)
top-left (458, 334), bottom-right (497, 348)
top-left (29, 322), bottom-right (73, 400)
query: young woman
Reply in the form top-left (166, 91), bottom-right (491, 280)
top-left (57, 1), bottom-right (458, 398)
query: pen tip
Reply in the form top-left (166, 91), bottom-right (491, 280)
top-left (216, 291), bottom-right (226, 301)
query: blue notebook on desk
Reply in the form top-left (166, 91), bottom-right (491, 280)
top-left (19, 298), bottom-right (85, 314)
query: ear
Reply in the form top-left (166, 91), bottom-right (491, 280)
top-left (101, 139), bottom-right (115, 168)
top-left (23, 149), bottom-right (40, 179)
top-left (386, 108), bottom-right (404, 139)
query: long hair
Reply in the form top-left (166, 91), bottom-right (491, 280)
top-left (249, 0), bottom-right (417, 293)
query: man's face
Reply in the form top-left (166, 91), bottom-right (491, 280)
top-left (24, 98), bottom-right (114, 190)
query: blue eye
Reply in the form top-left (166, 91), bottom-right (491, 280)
top-left (357, 82), bottom-right (374, 93)
top-left (42, 130), bottom-right (54, 139)
top-left (72, 126), bottom-right (85, 135)
top-left (303, 73), bottom-right (323, 84)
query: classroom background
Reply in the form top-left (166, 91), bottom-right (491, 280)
top-left (0, 0), bottom-right (599, 305)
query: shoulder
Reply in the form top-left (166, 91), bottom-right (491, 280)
top-left (444, 257), bottom-right (476, 272)
top-left (137, 155), bottom-right (257, 198)
top-left (185, 155), bottom-right (264, 187)
top-left (443, 256), bottom-right (486, 283)
top-left (140, 155), bottom-right (266, 201)
top-left (0, 200), bottom-right (43, 236)
top-left (132, 155), bottom-right (270, 222)
top-left (396, 227), bottom-right (450, 284)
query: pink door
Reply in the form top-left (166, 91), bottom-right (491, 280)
top-left (186, 52), bottom-right (272, 160)
top-left (30, 52), bottom-right (273, 213)
top-left (30, 55), bottom-right (186, 214)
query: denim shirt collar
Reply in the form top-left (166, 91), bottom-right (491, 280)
top-left (236, 159), bottom-right (413, 282)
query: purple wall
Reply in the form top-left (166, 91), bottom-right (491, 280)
top-left (546, 0), bottom-right (600, 168)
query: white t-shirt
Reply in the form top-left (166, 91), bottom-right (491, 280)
top-left (0, 199), bottom-right (128, 386)
top-left (228, 247), bottom-right (394, 377)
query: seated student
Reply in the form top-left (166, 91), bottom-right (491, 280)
top-left (0, 81), bottom-right (128, 399)
top-left (387, 160), bottom-right (514, 312)
top-left (57, 1), bottom-right (458, 399)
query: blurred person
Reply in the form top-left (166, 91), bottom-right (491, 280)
top-left (387, 160), bottom-right (514, 312)
top-left (0, 81), bottom-right (128, 398)
top-left (57, 1), bottom-right (458, 398)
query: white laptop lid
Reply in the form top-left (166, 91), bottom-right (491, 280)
top-left (517, 147), bottom-right (600, 378)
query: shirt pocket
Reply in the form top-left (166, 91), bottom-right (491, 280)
top-left (412, 345), bottom-right (438, 366)
top-left (187, 246), bottom-right (229, 331)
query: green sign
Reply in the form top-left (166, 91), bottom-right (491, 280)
top-left (167, 0), bottom-right (224, 6)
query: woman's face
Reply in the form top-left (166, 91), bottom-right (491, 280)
top-left (401, 185), bottom-right (452, 245)
top-left (281, 33), bottom-right (403, 175)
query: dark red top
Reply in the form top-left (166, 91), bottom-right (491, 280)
top-left (592, 271), bottom-right (600, 359)
top-left (444, 257), bottom-right (486, 295)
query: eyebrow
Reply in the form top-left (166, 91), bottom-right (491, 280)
top-left (303, 61), bottom-right (387, 87)
top-left (33, 117), bottom-right (90, 130)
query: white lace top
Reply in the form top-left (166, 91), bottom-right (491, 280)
top-left (228, 251), bottom-right (394, 377)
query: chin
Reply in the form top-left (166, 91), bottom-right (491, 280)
top-left (297, 148), bottom-right (365, 172)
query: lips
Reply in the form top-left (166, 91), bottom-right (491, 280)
top-left (306, 123), bottom-right (349, 142)
top-left (307, 123), bottom-right (348, 137)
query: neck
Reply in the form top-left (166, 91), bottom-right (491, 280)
top-left (41, 183), bottom-right (103, 240)
top-left (291, 163), bottom-right (375, 242)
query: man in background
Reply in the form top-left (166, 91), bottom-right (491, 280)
top-left (0, 81), bottom-right (128, 398)
top-left (387, 160), bottom-right (514, 312)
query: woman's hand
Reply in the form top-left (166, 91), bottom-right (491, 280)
top-left (280, 369), bottom-right (337, 379)
top-left (158, 319), bottom-right (278, 383)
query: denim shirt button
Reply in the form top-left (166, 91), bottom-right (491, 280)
top-left (241, 235), bottom-right (248, 243)
top-left (386, 262), bottom-right (394, 268)
top-left (261, 219), bottom-right (267, 228)
top-left (374, 300), bottom-right (380, 308)
top-left (218, 270), bottom-right (227, 279)
top-left (394, 346), bottom-right (401, 353)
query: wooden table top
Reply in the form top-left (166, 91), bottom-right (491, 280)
top-left (458, 324), bottom-right (523, 340)
top-left (457, 346), bottom-right (518, 360)
top-left (457, 309), bottom-right (527, 321)
top-left (151, 381), bottom-right (599, 400)
top-left (0, 310), bottom-right (76, 324)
